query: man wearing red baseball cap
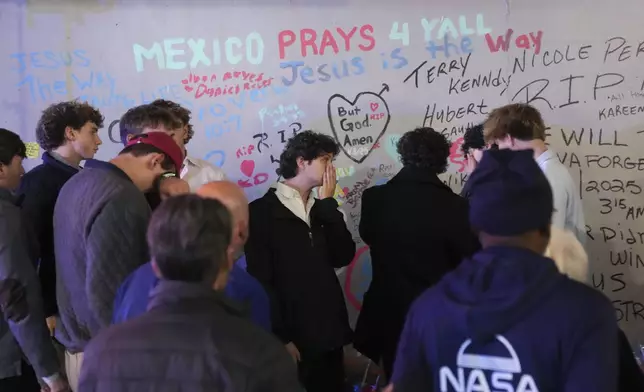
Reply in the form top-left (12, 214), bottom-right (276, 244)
top-left (52, 130), bottom-right (184, 391)
top-left (125, 132), bottom-right (184, 177)
top-left (118, 104), bottom-right (192, 203)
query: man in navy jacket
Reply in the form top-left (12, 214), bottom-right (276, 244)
top-left (390, 149), bottom-right (619, 392)
top-left (19, 101), bottom-right (104, 324)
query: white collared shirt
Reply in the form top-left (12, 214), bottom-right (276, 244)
top-left (180, 156), bottom-right (227, 192)
top-left (536, 149), bottom-right (586, 244)
top-left (275, 182), bottom-right (315, 226)
top-left (273, 182), bottom-right (349, 275)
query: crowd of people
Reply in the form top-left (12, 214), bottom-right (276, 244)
top-left (0, 98), bottom-right (641, 392)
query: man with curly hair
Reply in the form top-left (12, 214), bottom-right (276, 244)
top-left (245, 130), bottom-right (355, 392)
top-left (18, 100), bottom-right (104, 331)
top-left (354, 127), bottom-right (478, 379)
top-left (461, 123), bottom-right (485, 174)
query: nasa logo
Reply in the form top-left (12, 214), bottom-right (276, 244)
top-left (439, 335), bottom-right (540, 392)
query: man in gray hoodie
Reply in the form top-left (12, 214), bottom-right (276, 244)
top-left (0, 128), bottom-right (67, 392)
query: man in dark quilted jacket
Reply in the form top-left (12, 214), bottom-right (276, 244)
top-left (79, 194), bottom-right (301, 392)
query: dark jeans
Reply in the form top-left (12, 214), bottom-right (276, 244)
top-left (0, 360), bottom-right (41, 392)
top-left (298, 347), bottom-right (345, 392)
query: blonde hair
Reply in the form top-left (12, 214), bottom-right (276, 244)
top-left (544, 226), bottom-right (588, 283)
top-left (483, 103), bottom-right (547, 144)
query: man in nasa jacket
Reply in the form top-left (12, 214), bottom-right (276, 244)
top-left (389, 149), bottom-right (619, 392)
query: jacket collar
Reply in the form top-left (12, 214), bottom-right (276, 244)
top-left (389, 166), bottom-right (453, 191)
top-left (84, 159), bottom-right (133, 183)
top-left (43, 151), bottom-right (81, 174)
top-left (263, 187), bottom-right (315, 221)
top-left (535, 149), bottom-right (556, 170)
top-left (147, 280), bottom-right (245, 316)
top-left (473, 245), bottom-right (553, 263)
top-left (183, 155), bottom-right (202, 168)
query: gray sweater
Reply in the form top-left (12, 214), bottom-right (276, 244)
top-left (54, 160), bottom-right (151, 352)
top-left (0, 188), bottom-right (60, 380)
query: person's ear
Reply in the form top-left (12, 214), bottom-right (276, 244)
top-left (238, 220), bottom-right (249, 244)
top-left (226, 245), bottom-right (235, 267)
top-left (64, 126), bottom-right (77, 141)
top-left (126, 134), bottom-right (135, 142)
top-left (213, 251), bottom-right (232, 291)
top-left (148, 153), bottom-right (164, 170)
top-left (296, 157), bottom-right (308, 172)
top-left (151, 259), bottom-right (163, 279)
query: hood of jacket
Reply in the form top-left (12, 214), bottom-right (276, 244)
top-left (438, 245), bottom-right (565, 342)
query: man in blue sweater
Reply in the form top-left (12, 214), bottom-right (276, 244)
top-left (389, 149), bottom-right (619, 392)
top-left (112, 181), bottom-right (271, 331)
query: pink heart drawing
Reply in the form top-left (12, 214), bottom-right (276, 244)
top-left (240, 160), bottom-right (255, 177)
top-left (370, 102), bottom-right (379, 112)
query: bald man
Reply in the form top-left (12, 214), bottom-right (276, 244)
top-left (111, 181), bottom-right (271, 331)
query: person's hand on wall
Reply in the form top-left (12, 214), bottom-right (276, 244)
top-left (159, 177), bottom-right (190, 200)
top-left (285, 342), bottom-right (301, 363)
top-left (319, 163), bottom-right (337, 199)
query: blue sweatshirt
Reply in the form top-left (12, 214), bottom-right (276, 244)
top-left (112, 255), bottom-right (271, 332)
top-left (392, 246), bottom-right (619, 392)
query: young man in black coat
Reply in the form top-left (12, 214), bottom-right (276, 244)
top-left (18, 100), bottom-right (104, 332)
top-left (245, 130), bottom-right (356, 392)
top-left (354, 127), bottom-right (479, 379)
